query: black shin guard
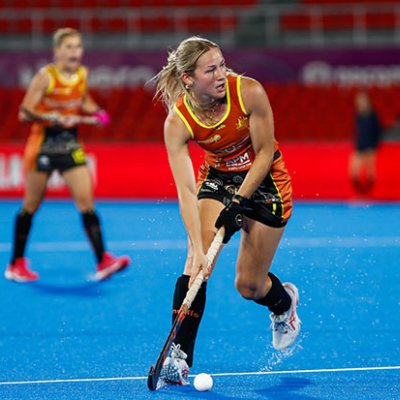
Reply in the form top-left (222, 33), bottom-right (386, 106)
top-left (254, 272), bottom-right (291, 315)
top-left (172, 274), bottom-right (206, 368)
top-left (81, 210), bottom-right (105, 263)
top-left (11, 209), bottom-right (33, 264)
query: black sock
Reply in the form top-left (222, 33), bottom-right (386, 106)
top-left (172, 274), bottom-right (206, 368)
top-left (81, 210), bottom-right (105, 263)
top-left (11, 209), bottom-right (33, 264)
top-left (254, 272), bottom-right (291, 315)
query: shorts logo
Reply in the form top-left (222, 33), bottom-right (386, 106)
top-left (204, 181), bottom-right (219, 191)
top-left (233, 175), bottom-right (244, 184)
top-left (38, 155), bottom-right (50, 167)
top-left (71, 148), bottom-right (86, 164)
top-left (224, 184), bottom-right (236, 195)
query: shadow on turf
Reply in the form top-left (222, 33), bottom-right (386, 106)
top-left (164, 385), bottom-right (234, 399)
top-left (255, 377), bottom-right (320, 400)
top-left (24, 281), bottom-right (105, 298)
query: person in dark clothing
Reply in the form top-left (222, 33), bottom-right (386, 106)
top-left (349, 90), bottom-right (382, 196)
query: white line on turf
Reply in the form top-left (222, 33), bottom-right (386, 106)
top-left (1, 365), bottom-right (399, 386)
top-left (0, 236), bottom-right (399, 253)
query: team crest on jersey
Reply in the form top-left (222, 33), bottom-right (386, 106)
top-left (236, 116), bottom-right (249, 130)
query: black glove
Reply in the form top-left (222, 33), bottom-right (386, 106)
top-left (215, 196), bottom-right (244, 244)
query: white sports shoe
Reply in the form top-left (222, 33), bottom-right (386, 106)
top-left (159, 343), bottom-right (190, 387)
top-left (270, 282), bottom-right (301, 350)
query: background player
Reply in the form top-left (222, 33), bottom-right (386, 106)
top-left (152, 36), bottom-right (301, 386)
top-left (349, 90), bottom-right (382, 197)
top-left (5, 27), bottom-right (130, 282)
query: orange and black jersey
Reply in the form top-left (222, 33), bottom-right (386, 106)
top-left (174, 74), bottom-right (280, 172)
top-left (31, 63), bottom-right (87, 133)
top-left (24, 63), bottom-right (87, 171)
top-left (175, 74), bottom-right (293, 224)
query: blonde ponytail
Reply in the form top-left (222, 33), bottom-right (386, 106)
top-left (152, 36), bottom-right (224, 111)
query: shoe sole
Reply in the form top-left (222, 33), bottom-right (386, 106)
top-left (95, 257), bottom-right (130, 281)
top-left (4, 270), bottom-right (38, 283)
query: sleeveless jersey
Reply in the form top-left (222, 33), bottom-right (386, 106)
top-left (174, 74), bottom-right (279, 172)
top-left (33, 63), bottom-right (86, 128)
top-left (24, 64), bottom-right (87, 170)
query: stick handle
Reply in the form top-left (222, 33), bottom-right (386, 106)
top-left (181, 227), bottom-right (225, 312)
top-left (79, 116), bottom-right (98, 124)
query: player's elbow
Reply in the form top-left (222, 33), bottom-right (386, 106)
top-left (18, 105), bottom-right (33, 123)
top-left (18, 111), bottom-right (29, 123)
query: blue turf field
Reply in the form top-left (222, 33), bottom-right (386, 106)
top-left (0, 200), bottom-right (399, 400)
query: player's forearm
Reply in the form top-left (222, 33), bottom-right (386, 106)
top-left (237, 147), bottom-right (274, 199)
top-left (19, 105), bottom-right (59, 123)
top-left (80, 92), bottom-right (101, 115)
top-left (178, 189), bottom-right (203, 252)
top-left (81, 102), bottom-right (99, 115)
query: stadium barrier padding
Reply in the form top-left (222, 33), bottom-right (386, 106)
top-left (0, 141), bottom-right (399, 201)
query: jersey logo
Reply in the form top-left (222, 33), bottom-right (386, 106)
top-left (214, 124), bottom-right (226, 132)
top-left (197, 134), bottom-right (221, 145)
top-left (236, 116), bottom-right (249, 131)
top-left (53, 87), bottom-right (73, 95)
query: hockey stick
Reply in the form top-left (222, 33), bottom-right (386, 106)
top-left (20, 106), bottom-right (99, 125)
top-left (147, 227), bottom-right (225, 391)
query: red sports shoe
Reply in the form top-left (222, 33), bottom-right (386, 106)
top-left (5, 258), bottom-right (39, 282)
top-left (95, 252), bottom-right (130, 281)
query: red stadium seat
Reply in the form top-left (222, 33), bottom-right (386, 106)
top-left (136, 16), bottom-right (174, 32)
top-left (281, 10), bottom-right (397, 31)
top-left (2, 83), bottom-right (398, 143)
top-left (365, 12), bottom-right (396, 29)
top-left (302, 0), bottom-right (388, 4)
top-left (182, 15), bottom-right (237, 31)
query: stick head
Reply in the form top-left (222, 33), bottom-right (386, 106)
top-left (147, 365), bottom-right (156, 391)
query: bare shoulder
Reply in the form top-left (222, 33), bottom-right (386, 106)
top-left (164, 108), bottom-right (191, 143)
top-left (239, 76), bottom-right (269, 113)
top-left (240, 76), bottom-right (267, 98)
top-left (30, 67), bottom-right (51, 91)
top-left (165, 108), bottom-right (186, 131)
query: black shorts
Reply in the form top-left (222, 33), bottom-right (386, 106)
top-left (35, 127), bottom-right (87, 173)
top-left (35, 147), bottom-right (87, 173)
top-left (197, 156), bottom-right (293, 228)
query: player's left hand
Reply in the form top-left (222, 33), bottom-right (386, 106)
top-left (215, 198), bottom-right (243, 244)
top-left (93, 110), bottom-right (110, 126)
top-left (189, 250), bottom-right (209, 287)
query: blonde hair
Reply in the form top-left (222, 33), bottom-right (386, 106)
top-left (153, 36), bottom-right (233, 112)
top-left (53, 27), bottom-right (81, 47)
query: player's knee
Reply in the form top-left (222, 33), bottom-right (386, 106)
top-left (75, 198), bottom-right (94, 212)
top-left (235, 276), bottom-right (264, 300)
top-left (23, 200), bottom-right (41, 214)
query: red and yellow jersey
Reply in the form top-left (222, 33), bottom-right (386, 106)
top-left (174, 74), bottom-right (279, 172)
top-left (24, 63), bottom-right (87, 170)
top-left (34, 63), bottom-right (86, 125)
